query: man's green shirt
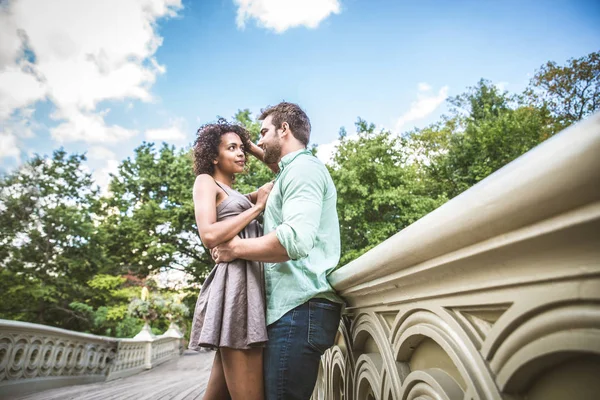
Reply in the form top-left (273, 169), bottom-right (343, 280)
top-left (263, 148), bottom-right (342, 325)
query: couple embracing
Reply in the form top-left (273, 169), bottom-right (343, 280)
top-left (189, 102), bottom-right (343, 400)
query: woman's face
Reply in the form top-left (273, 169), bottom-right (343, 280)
top-left (214, 132), bottom-right (246, 175)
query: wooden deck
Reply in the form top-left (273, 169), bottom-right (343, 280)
top-left (13, 350), bottom-right (215, 400)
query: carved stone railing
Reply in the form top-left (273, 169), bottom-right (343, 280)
top-left (0, 320), bottom-right (184, 398)
top-left (105, 339), bottom-right (146, 381)
top-left (314, 113), bottom-right (600, 399)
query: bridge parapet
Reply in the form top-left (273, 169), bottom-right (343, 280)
top-left (313, 113), bottom-right (600, 399)
top-left (0, 320), bottom-right (183, 398)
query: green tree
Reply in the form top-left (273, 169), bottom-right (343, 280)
top-left (527, 50), bottom-right (599, 130)
top-left (329, 119), bottom-right (447, 265)
top-left (417, 80), bottom-right (553, 198)
top-left (69, 274), bottom-right (143, 337)
top-left (103, 143), bottom-right (212, 281)
top-left (402, 116), bottom-right (458, 199)
top-left (0, 150), bottom-right (114, 330)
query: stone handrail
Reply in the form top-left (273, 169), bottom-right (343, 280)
top-left (0, 320), bottom-right (184, 398)
top-left (313, 113), bottom-right (600, 399)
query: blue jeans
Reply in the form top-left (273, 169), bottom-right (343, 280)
top-left (264, 298), bottom-right (342, 400)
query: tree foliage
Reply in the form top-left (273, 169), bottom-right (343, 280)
top-left (329, 120), bottom-right (447, 264)
top-left (69, 274), bottom-right (143, 337)
top-left (0, 150), bottom-right (113, 329)
top-left (102, 143), bottom-right (211, 281)
top-left (527, 50), bottom-right (599, 130)
top-left (416, 80), bottom-right (554, 198)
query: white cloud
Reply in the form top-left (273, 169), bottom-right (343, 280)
top-left (0, 3), bottom-right (21, 69)
top-left (0, 65), bottom-right (46, 120)
top-left (50, 108), bottom-right (139, 143)
top-left (417, 82), bottom-right (431, 92)
top-left (316, 139), bottom-right (340, 165)
top-left (93, 159), bottom-right (120, 195)
top-left (0, 0), bottom-right (182, 144)
top-left (395, 84), bottom-right (449, 132)
top-left (0, 107), bottom-right (40, 163)
top-left (234, 0), bottom-right (341, 33)
top-left (1, 107), bottom-right (38, 139)
top-left (495, 81), bottom-right (508, 91)
top-left (87, 146), bottom-right (117, 161)
top-left (145, 117), bottom-right (187, 143)
top-left (0, 131), bottom-right (20, 162)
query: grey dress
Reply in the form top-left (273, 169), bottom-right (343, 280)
top-left (188, 181), bottom-right (268, 350)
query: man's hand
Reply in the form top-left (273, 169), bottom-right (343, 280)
top-left (211, 236), bottom-right (240, 263)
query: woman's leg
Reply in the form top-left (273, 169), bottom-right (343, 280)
top-left (220, 347), bottom-right (264, 400)
top-left (203, 349), bottom-right (231, 400)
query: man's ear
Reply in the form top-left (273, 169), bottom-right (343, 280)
top-left (280, 122), bottom-right (290, 138)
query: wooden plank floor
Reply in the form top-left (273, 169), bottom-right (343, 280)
top-left (14, 350), bottom-right (215, 400)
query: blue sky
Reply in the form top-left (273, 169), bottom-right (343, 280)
top-left (1, 0), bottom-right (598, 189)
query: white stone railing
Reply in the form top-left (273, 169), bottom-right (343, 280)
top-left (105, 339), bottom-right (146, 381)
top-left (151, 336), bottom-right (181, 366)
top-left (314, 113), bottom-right (600, 399)
top-left (0, 320), bottom-right (184, 398)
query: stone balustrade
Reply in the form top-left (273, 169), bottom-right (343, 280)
top-left (0, 320), bottom-right (184, 398)
top-left (313, 113), bottom-right (600, 399)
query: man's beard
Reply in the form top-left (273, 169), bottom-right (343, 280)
top-left (263, 140), bottom-right (282, 164)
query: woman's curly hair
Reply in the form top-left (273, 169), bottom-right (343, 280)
top-left (192, 118), bottom-right (251, 176)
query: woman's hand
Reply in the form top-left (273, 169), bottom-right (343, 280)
top-left (255, 181), bottom-right (274, 210)
top-left (247, 142), bottom-right (262, 157)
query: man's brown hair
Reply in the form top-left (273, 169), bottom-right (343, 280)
top-left (259, 102), bottom-right (311, 146)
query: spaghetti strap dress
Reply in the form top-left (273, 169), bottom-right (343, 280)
top-left (188, 181), bottom-right (268, 350)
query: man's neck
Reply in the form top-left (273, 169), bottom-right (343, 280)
top-left (279, 143), bottom-right (306, 160)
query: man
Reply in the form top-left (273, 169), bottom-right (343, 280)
top-left (213, 102), bottom-right (343, 399)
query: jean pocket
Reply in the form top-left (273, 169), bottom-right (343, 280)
top-left (307, 300), bottom-right (341, 355)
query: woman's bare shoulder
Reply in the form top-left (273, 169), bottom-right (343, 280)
top-left (193, 174), bottom-right (217, 194)
top-left (195, 174), bottom-right (215, 185)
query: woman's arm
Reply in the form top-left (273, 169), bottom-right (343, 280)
top-left (248, 142), bottom-right (280, 174)
top-left (245, 190), bottom-right (259, 204)
top-left (193, 175), bottom-right (272, 249)
top-left (245, 180), bottom-right (276, 204)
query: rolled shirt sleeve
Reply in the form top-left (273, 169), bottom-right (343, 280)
top-left (275, 162), bottom-right (326, 260)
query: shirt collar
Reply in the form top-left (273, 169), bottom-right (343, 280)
top-left (277, 148), bottom-right (311, 173)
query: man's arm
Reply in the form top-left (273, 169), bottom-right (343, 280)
top-left (274, 161), bottom-right (325, 260)
top-left (213, 232), bottom-right (289, 263)
top-left (213, 157), bottom-right (325, 263)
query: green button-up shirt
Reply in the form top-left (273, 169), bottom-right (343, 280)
top-left (263, 148), bottom-right (343, 325)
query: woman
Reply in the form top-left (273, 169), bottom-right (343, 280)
top-left (188, 119), bottom-right (275, 400)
